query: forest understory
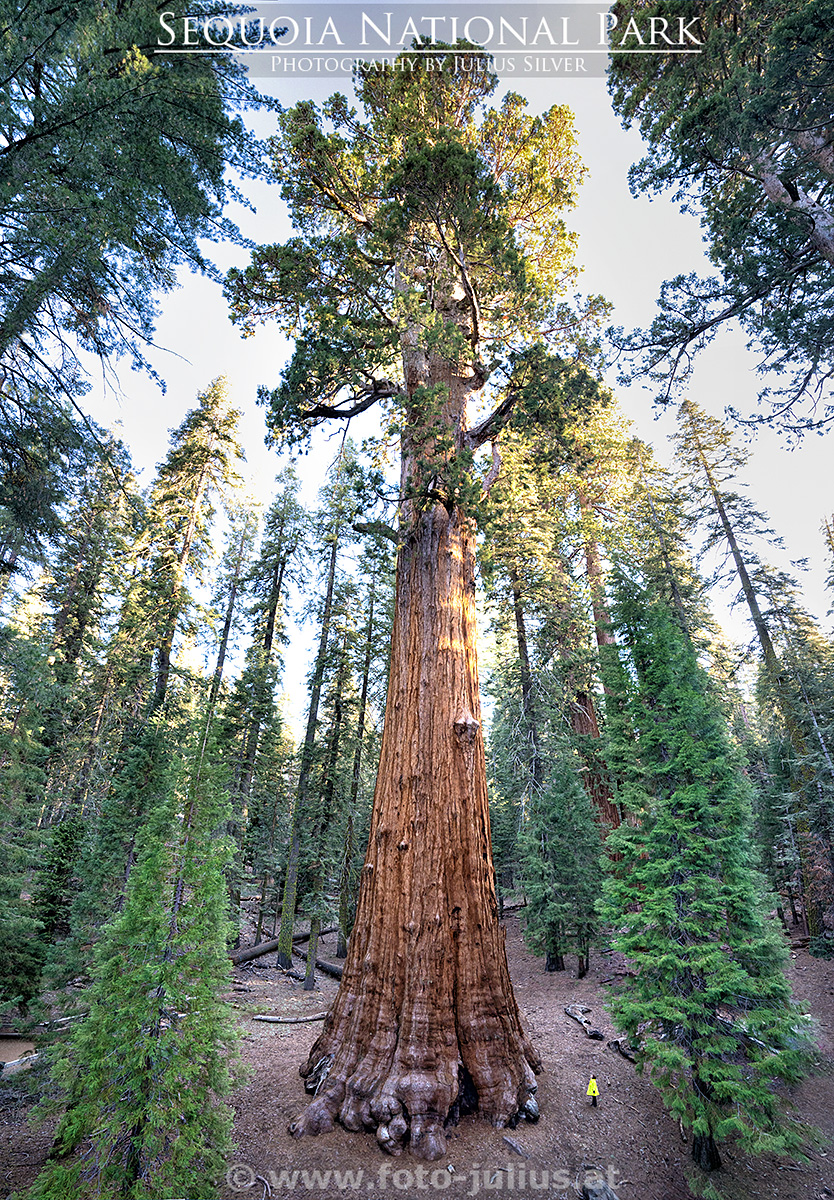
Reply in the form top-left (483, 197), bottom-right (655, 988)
top-left (3, 913), bottom-right (832, 1200)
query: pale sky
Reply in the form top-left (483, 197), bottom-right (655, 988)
top-left (81, 22), bottom-right (833, 722)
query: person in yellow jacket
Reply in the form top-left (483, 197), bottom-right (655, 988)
top-left (587, 1076), bottom-right (599, 1107)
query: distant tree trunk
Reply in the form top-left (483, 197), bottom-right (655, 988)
top-left (238, 552), bottom-right (289, 803)
top-left (290, 309), bottom-right (540, 1161)
top-left (303, 630), bottom-right (351, 990)
top-left (692, 1132), bottom-right (721, 1172)
top-left (304, 916), bottom-right (320, 992)
top-left (0, 530), bottom-right (22, 594)
top-left (571, 690), bottom-right (621, 829)
top-left (579, 510), bottom-right (616, 655)
top-left (545, 949), bottom-right (565, 972)
top-left (548, 536), bottom-right (620, 831)
top-left (337, 584), bottom-right (376, 960)
top-left (209, 527), bottom-right (251, 947)
top-left (277, 529), bottom-right (340, 968)
top-left (694, 441), bottom-right (824, 935)
top-left (508, 567), bottom-right (543, 794)
top-left (208, 524), bottom-right (249, 710)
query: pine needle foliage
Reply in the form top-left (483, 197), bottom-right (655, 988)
top-left (28, 718), bottom-right (240, 1200)
top-left (601, 570), bottom-right (817, 1187)
top-left (519, 744), bottom-right (603, 975)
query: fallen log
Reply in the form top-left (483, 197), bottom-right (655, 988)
top-left (291, 947), bottom-right (343, 980)
top-left (252, 1013), bottom-right (328, 1024)
top-left (230, 927), bottom-right (337, 966)
top-left (607, 1037), bottom-right (638, 1063)
top-left (1, 1052), bottom-right (39, 1075)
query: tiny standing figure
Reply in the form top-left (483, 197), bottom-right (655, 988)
top-left (587, 1076), bottom-right (599, 1107)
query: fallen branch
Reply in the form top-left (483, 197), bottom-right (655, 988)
top-left (607, 1038), bottom-right (638, 1063)
top-left (252, 1013), bottom-right (329, 1024)
top-left (565, 1003), bottom-right (605, 1040)
top-left (1, 1052), bottom-right (39, 1075)
top-left (502, 1135), bottom-right (530, 1158)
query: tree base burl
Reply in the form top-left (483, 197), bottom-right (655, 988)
top-left (289, 1039), bottom-right (541, 1161)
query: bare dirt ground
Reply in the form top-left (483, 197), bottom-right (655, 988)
top-left (2, 915), bottom-right (833, 1200)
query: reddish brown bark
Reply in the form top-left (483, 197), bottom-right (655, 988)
top-left (508, 567), bottom-right (543, 793)
top-left (291, 499), bottom-right (540, 1158)
top-left (289, 296), bottom-right (540, 1160)
top-left (571, 691), bottom-right (621, 830)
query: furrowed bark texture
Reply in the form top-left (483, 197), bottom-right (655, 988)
top-left (291, 501), bottom-right (540, 1158)
top-left (290, 299), bottom-right (540, 1160)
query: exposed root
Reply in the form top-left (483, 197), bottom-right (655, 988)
top-left (289, 1049), bottom-right (540, 1161)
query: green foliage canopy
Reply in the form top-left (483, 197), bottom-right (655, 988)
top-left (607, 0), bottom-right (834, 433)
top-left (225, 52), bottom-right (607, 463)
top-left (0, 0), bottom-right (262, 398)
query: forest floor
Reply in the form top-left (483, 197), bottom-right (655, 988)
top-left (2, 914), bottom-right (833, 1200)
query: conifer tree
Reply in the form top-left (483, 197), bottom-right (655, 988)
top-left (226, 51), bottom-right (608, 1153)
top-left (601, 570), bottom-right (814, 1187)
top-left (0, 393), bottom-right (93, 591)
top-left (0, 620), bottom-right (48, 1007)
top-left (29, 716), bottom-right (239, 1200)
top-left (0, 0), bottom-right (262, 407)
top-left (220, 470), bottom-right (306, 939)
top-left (824, 516), bottom-right (834, 601)
top-left (606, 0), bottom-right (834, 431)
top-left (673, 399), bottom-right (834, 935)
top-left (275, 449), bottom-right (352, 969)
top-left (147, 377), bottom-right (244, 711)
top-left (56, 380), bottom-right (245, 963)
top-left (334, 547), bottom-right (393, 958)
top-left (519, 744), bottom-right (602, 976)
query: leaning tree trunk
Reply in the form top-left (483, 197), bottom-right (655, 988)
top-left (289, 292), bottom-right (540, 1161)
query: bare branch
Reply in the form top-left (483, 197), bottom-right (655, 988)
top-left (300, 378), bottom-right (398, 422)
top-left (465, 390), bottom-right (517, 449)
top-left (481, 438), bottom-right (502, 498)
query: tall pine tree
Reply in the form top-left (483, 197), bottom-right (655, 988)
top-left (602, 569), bottom-right (814, 1187)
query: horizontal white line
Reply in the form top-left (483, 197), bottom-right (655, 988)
top-left (155, 47), bottom-right (702, 54)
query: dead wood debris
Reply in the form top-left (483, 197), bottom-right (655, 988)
top-left (565, 1003), bottom-right (605, 1040)
top-left (251, 1013), bottom-right (329, 1024)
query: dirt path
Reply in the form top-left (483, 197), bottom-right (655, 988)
top-left (228, 917), bottom-right (834, 1200)
top-left (2, 916), bottom-right (832, 1200)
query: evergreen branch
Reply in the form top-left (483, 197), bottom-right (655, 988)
top-left (307, 171), bottom-right (375, 231)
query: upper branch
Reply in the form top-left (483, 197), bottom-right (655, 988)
top-left (464, 389), bottom-right (517, 449)
top-left (298, 378), bottom-right (398, 421)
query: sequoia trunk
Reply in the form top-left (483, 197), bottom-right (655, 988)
top-left (290, 496), bottom-right (540, 1158)
top-left (289, 300), bottom-right (540, 1159)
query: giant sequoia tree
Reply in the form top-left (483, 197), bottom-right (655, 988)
top-left (226, 55), bottom-right (603, 1158)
